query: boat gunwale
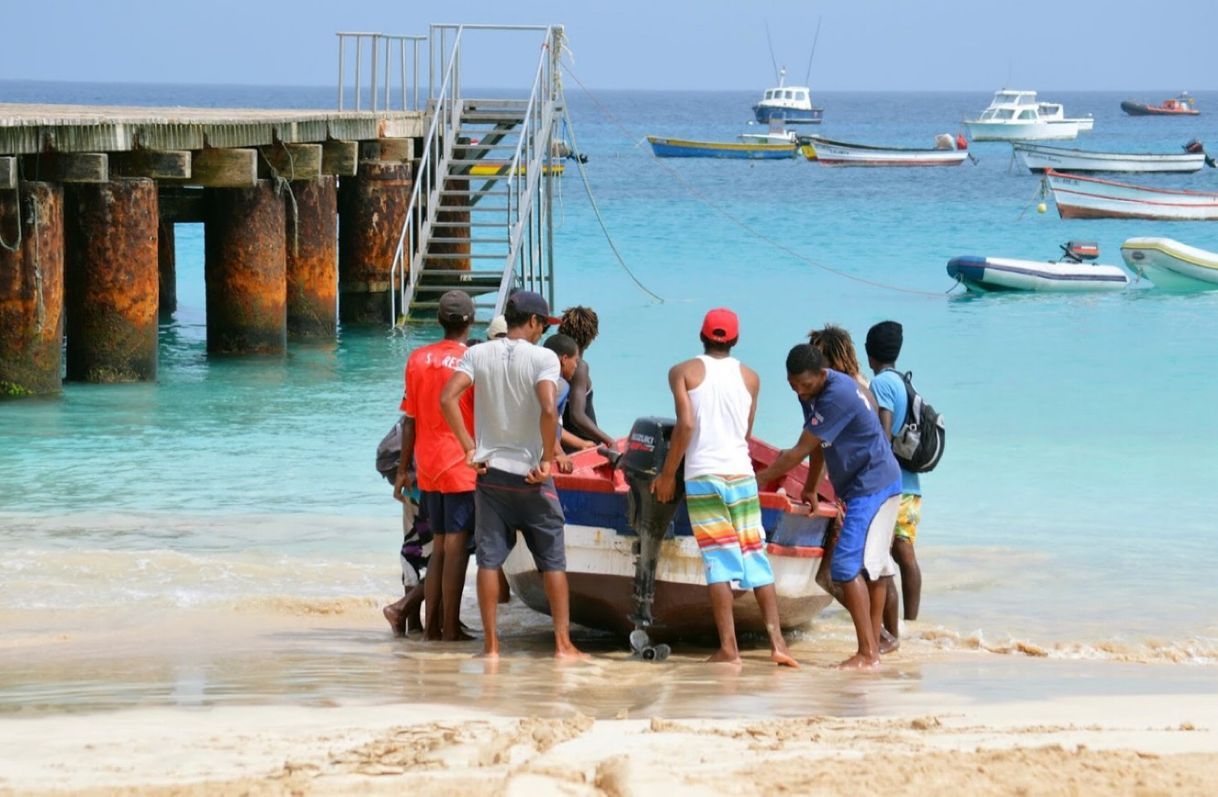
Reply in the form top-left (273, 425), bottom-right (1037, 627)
top-left (1045, 169), bottom-right (1218, 200)
top-left (646, 135), bottom-right (796, 153)
top-left (1015, 143), bottom-right (1205, 163)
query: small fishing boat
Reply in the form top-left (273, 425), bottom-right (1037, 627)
top-left (752, 66), bottom-right (824, 125)
top-left (947, 241), bottom-right (1131, 293)
top-left (1044, 169), bottom-right (1218, 221)
top-left (1120, 93), bottom-right (1199, 117)
top-left (1013, 140), bottom-right (1209, 174)
top-left (799, 133), bottom-right (969, 167)
top-left (963, 90), bottom-right (1094, 141)
top-left (1120, 237), bottom-right (1218, 290)
top-left (503, 419), bottom-right (835, 643)
top-left (646, 135), bottom-right (797, 159)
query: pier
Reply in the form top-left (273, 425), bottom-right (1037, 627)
top-left (0, 24), bottom-right (563, 397)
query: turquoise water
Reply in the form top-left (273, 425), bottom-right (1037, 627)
top-left (3, 84), bottom-right (1218, 664)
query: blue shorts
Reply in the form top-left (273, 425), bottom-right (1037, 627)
top-left (831, 480), bottom-right (902, 583)
top-left (420, 490), bottom-right (475, 535)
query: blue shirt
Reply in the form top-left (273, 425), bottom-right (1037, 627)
top-left (555, 378), bottom-right (570, 442)
top-left (869, 369), bottom-right (922, 496)
top-left (800, 369), bottom-right (901, 501)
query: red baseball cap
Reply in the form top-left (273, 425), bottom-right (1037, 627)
top-left (701, 308), bottom-right (739, 343)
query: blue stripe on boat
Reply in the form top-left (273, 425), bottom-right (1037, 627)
top-left (947, 256), bottom-right (1128, 283)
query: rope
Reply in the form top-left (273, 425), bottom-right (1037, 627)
top-left (560, 101), bottom-right (665, 303)
top-left (31, 189), bottom-right (43, 334)
top-left (561, 63), bottom-right (951, 300)
top-left (258, 145), bottom-right (300, 257)
top-left (0, 176), bottom-right (22, 253)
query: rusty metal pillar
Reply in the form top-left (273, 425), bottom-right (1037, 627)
top-left (64, 178), bottom-right (159, 383)
top-left (0, 182), bottom-right (64, 398)
top-left (426, 179), bottom-right (470, 271)
top-left (158, 219), bottom-right (176, 317)
top-left (337, 160), bottom-right (411, 324)
top-left (204, 180), bottom-right (286, 354)
top-left (286, 176), bottom-right (337, 340)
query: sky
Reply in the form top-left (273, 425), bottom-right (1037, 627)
top-left (1, 0), bottom-right (1215, 91)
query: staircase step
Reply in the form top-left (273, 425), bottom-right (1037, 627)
top-left (418, 269), bottom-right (505, 277)
top-left (421, 221), bottom-right (503, 228)
top-left (439, 189), bottom-right (509, 197)
top-left (453, 143), bottom-right (522, 151)
top-left (428, 237), bottom-right (509, 244)
top-left (462, 111), bottom-right (527, 120)
top-left (447, 158), bottom-right (521, 166)
top-left (423, 253), bottom-right (505, 259)
top-left (456, 128), bottom-right (521, 137)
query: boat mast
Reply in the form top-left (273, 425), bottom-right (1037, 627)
top-left (803, 16), bottom-right (823, 86)
top-left (764, 21), bottom-right (780, 84)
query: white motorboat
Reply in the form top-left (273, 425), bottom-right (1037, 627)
top-left (800, 133), bottom-right (969, 167)
top-left (1044, 170), bottom-right (1218, 221)
top-left (947, 241), bottom-right (1132, 293)
top-left (963, 90), bottom-right (1094, 141)
top-left (1013, 141), bottom-right (1209, 174)
top-left (1120, 237), bottom-right (1218, 291)
top-left (752, 67), bottom-right (824, 125)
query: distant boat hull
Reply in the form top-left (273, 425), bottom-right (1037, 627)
top-left (1013, 143), bottom-right (1206, 174)
top-left (1045, 170), bottom-right (1218, 221)
top-left (1120, 100), bottom-right (1199, 117)
top-left (1120, 237), bottom-right (1218, 290)
top-left (753, 104), bottom-right (824, 125)
top-left (800, 136), bottom-right (968, 167)
top-left (962, 120), bottom-right (1084, 141)
top-left (646, 135), bottom-right (796, 159)
top-left (947, 255), bottom-right (1130, 292)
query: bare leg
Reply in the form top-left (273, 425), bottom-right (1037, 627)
top-left (753, 583), bottom-right (798, 667)
top-left (403, 581), bottom-right (425, 634)
top-left (870, 577), bottom-right (898, 654)
top-left (706, 582), bottom-right (741, 664)
top-left (382, 595), bottom-right (408, 636)
top-left (893, 538), bottom-right (922, 621)
top-left (423, 543), bottom-right (445, 641)
top-left (476, 567), bottom-right (501, 658)
top-left (441, 532), bottom-right (474, 641)
top-left (814, 522), bottom-right (847, 609)
top-left (883, 578), bottom-right (900, 638)
top-left (541, 570), bottom-right (588, 660)
top-left (497, 569), bottom-right (511, 603)
top-left (835, 575), bottom-right (880, 669)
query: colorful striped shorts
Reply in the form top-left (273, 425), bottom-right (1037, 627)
top-left (684, 474), bottom-right (774, 590)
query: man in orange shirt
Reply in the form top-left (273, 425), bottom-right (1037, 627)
top-left (394, 291), bottom-right (477, 641)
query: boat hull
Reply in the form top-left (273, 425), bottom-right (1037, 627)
top-left (647, 135), bottom-right (796, 159)
top-left (1045, 170), bottom-right (1218, 221)
top-left (801, 137), bottom-right (967, 167)
top-left (1013, 143), bottom-right (1205, 174)
top-left (1120, 237), bottom-right (1218, 291)
top-left (962, 120), bottom-right (1081, 142)
top-left (753, 105), bottom-right (824, 125)
top-left (1120, 100), bottom-right (1199, 117)
top-left (947, 255), bottom-right (1130, 293)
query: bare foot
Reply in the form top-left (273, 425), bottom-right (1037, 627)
top-left (555, 644), bottom-right (591, 662)
top-left (476, 648), bottom-right (500, 660)
top-left (424, 630), bottom-right (442, 642)
top-left (706, 648), bottom-right (743, 665)
top-left (879, 629), bottom-right (900, 655)
top-left (770, 649), bottom-right (800, 668)
top-left (442, 629), bottom-right (477, 642)
top-left (383, 604), bottom-right (405, 637)
top-left (406, 620), bottom-right (424, 635)
top-left (836, 652), bottom-right (881, 670)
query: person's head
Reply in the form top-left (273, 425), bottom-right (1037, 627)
top-left (543, 333), bottom-right (581, 380)
top-left (486, 315), bottom-right (508, 340)
top-left (558, 306), bottom-right (599, 353)
top-left (699, 307), bottom-right (739, 355)
top-left (808, 324), bottom-right (861, 378)
top-left (437, 290), bottom-right (475, 339)
top-left (504, 291), bottom-right (560, 344)
top-left (864, 320), bottom-right (903, 372)
top-left (785, 343), bottom-right (829, 402)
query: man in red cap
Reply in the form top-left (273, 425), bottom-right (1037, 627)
top-left (652, 308), bottom-right (798, 667)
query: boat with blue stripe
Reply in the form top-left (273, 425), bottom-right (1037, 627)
top-left (947, 242), bottom-right (1132, 293)
top-left (646, 135), bottom-right (797, 160)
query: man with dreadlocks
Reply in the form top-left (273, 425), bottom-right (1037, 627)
top-left (557, 306), bottom-right (616, 450)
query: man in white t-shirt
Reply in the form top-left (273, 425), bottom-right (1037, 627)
top-left (440, 291), bottom-right (586, 662)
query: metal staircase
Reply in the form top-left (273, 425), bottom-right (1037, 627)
top-left (391, 24), bottom-right (563, 325)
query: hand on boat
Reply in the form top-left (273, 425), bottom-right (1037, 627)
top-left (526, 460), bottom-right (553, 484)
top-left (651, 473), bottom-right (677, 503)
top-left (555, 453), bottom-right (574, 474)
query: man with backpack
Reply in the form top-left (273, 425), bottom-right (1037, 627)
top-left (866, 321), bottom-right (929, 651)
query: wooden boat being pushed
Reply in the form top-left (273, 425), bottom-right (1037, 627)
top-left (1044, 169), bottom-right (1218, 221)
top-left (800, 135), bottom-right (968, 167)
top-left (502, 439), bottom-right (836, 641)
top-left (1013, 142), bottom-right (1207, 174)
top-left (646, 135), bottom-right (796, 160)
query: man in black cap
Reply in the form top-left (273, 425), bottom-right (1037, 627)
top-left (865, 320), bottom-right (924, 651)
top-left (440, 291), bottom-right (586, 661)
top-left (392, 290), bottom-right (478, 641)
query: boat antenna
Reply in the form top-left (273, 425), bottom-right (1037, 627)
top-left (803, 16), bottom-right (823, 86)
top-left (764, 20), bottom-right (780, 84)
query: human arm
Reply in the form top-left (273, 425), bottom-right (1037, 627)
top-left (392, 416), bottom-right (417, 503)
top-left (561, 428), bottom-right (597, 450)
top-left (440, 371), bottom-right (483, 472)
top-left (564, 360), bottom-right (615, 447)
top-left (651, 363), bottom-right (694, 503)
top-left (800, 445), bottom-right (827, 505)
top-left (529, 378), bottom-right (558, 484)
top-left (741, 364), bottom-right (760, 438)
top-left (877, 408), bottom-right (894, 439)
top-left (755, 428), bottom-right (822, 491)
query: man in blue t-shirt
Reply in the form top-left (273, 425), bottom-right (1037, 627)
top-left (756, 343), bottom-right (902, 669)
top-left (866, 321), bottom-right (923, 649)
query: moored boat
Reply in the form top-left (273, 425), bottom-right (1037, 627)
top-left (1120, 93), bottom-right (1199, 117)
top-left (752, 66), bottom-right (824, 125)
top-left (947, 241), bottom-right (1131, 293)
top-left (502, 427), bottom-right (835, 641)
top-left (963, 90), bottom-right (1093, 141)
top-left (647, 135), bottom-right (797, 159)
top-left (1044, 169), bottom-right (1218, 221)
top-left (800, 133), bottom-right (968, 167)
top-left (1120, 237), bottom-right (1218, 290)
top-left (1013, 141), bottom-right (1209, 174)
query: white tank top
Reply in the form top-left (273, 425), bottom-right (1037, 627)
top-left (684, 355), bottom-right (754, 478)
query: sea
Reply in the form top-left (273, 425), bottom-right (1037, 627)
top-left (2, 80), bottom-right (1218, 717)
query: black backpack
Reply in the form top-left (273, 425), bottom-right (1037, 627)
top-left (883, 369), bottom-right (945, 474)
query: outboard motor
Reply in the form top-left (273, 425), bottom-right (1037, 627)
top-left (1061, 241), bottom-right (1099, 263)
top-left (619, 417), bottom-right (684, 660)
